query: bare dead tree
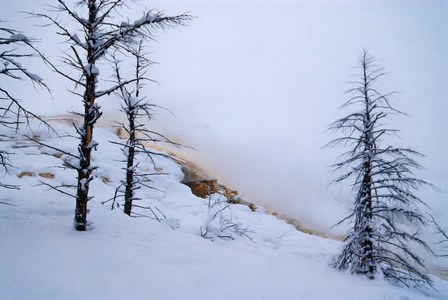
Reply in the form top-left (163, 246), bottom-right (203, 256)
top-left (326, 49), bottom-right (436, 290)
top-left (103, 40), bottom-right (183, 218)
top-left (31, 0), bottom-right (192, 231)
top-left (1, 21), bottom-right (52, 189)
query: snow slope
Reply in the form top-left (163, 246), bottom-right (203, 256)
top-left (2, 0), bottom-right (446, 238)
top-left (0, 0), bottom-right (447, 298)
top-left (1, 121), bottom-right (447, 300)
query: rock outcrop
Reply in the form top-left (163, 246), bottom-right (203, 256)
top-left (180, 165), bottom-right (257, 211)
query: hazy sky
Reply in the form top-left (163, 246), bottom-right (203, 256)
top-left (2, 0), bottom-right (447, 234)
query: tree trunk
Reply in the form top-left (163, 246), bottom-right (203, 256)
top-left (74, 0), bottom-right (98, 231)
top-left (358, 166), bottom-right (376, 278)
top-left (357, 81), bottom-right (376, 277)
top-left (124, 112), bottom-right (136, 216)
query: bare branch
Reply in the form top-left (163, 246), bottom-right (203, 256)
top-left (328, 49), bottom-right (436, 289)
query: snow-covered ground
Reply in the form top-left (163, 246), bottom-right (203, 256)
top-left (2, 0), bottom-right (446, 238)
top-left (1, 0), bottom-right (447, 298)
top-left (1, 121), bottom-right (448, 300)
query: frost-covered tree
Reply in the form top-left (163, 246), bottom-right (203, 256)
top-left (32, 0), bottom-right (192, 231)
top-left (1, 22), bottom-right (51, 189)
top-left (108, 41), bottom-right (177, 217)
top-left (327, 50), bottom-right (434, 289)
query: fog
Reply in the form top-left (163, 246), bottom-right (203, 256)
top-left (3, 0), bottom-right (448, 235)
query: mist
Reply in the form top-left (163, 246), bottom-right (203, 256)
top-left (142, 0), bottom-right (448, 234)
top-left (3, 0), bottom-right (447, 235)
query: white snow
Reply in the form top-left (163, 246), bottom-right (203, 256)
top-left (71, 33), bottom-right (85, 48)
top-left (133, 12), bottom-right (157, 27)
top-left (2, 1), bottom-right (446, 242)
top-left (0, 120), bottom-right (447, 300)
top-left (1, 0), bottom-right (447, 298)
top-left (9, 33), bottom-right (27, 41)
top-left (6, 57), bottom-right (22, 69)
top-left (128, 96), bottom-right (139, 107)
top-left (27, 72), bottom-right (43, 82)
top-left (86, 139), bottom-right (98, 149)
top-left (85, 63), bottom-right (100, 76)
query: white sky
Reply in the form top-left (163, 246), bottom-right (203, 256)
top-left (2, 0), bottom-right (447, 233)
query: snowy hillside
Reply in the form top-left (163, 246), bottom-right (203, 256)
top-left (1, 0), bottom-right (447, 299)
top-left (2, 0), bottom-right (447, 237)
top-left (1, 120), bottom-right (448, 300)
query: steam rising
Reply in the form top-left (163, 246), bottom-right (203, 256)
top-left (3, 0), bottom-right (447, 235)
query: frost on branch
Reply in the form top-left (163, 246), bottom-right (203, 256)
top-left (327, 49), bottom-right (437, 290)
top-left (133, 12), bottom-right (158, 26)
top-left (0, 22), bottom-right (50, 131)
top-left (28, 0), bottom-right (192, 231)
top-left (9, 33), bottom-right (27, 41)
top-left (104, 41), bottom-right (183, 219)
top-left (27, 0), bottom-right (192, 230)
top-left (0, 21), bottom-right (52, 189)
top-left (84, 64), bottom-right (100, 77)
